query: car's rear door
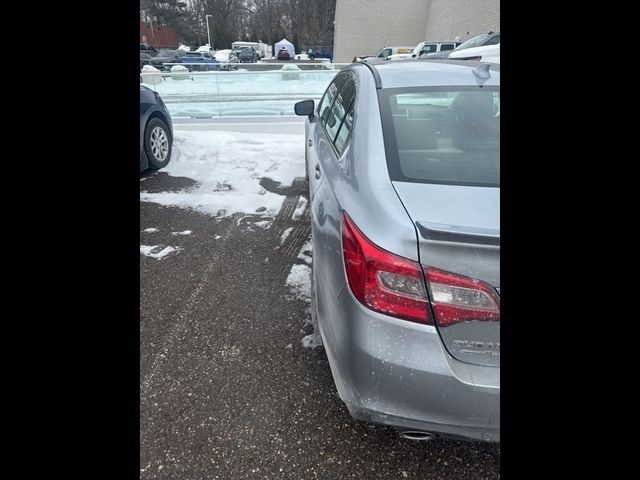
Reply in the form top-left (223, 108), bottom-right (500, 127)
top-left (309, 72), bottom-right (357, 318)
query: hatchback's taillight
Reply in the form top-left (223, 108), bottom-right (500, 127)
top-left (341, 212), bottom-right (431, 324)
top-left (424, 267), bottom-right (500, 327)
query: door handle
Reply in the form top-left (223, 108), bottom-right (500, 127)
top-left (314, 164), bottom-right (321, 179)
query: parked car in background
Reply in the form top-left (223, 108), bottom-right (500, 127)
top-left (232, 41), bottom-right (269, 59)
top-left (448, 44), bottom-right (500, 63)
top-left (140, 85), bottom-right (173, 172)
top-left (140, 44), bottom-right (158, 56)
top-left (309, 48), bottom-right (333, 61)
top-left (214, 49), bottom-right (240, 70)
top-left (182, 51), bottom-right (220, 71)
top-left (277, 47), bottom-right (291, 60)
top-left (388, 41), bottom-right (461, 61)
top-left (354, 45), bottom-right (415, 62)
top-left (237, 46), bottom-right (259, 63)
top-left (140, 52), bottom-right (153, 71)
top-left (423, 32), bottom-right (500, 59)
top-left (294, 59), bottom-right (500, 442)
top-left (150, 49), bottom-right (187, 70)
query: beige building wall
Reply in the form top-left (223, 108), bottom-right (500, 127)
top-left (333, 0), bottom-right (500, 63)
top-left (424, 0), bottom-right (500, 42)
top-left (333, 0), bottom-right (430, 63)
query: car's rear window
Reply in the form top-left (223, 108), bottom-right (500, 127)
top-left (380, 87), bottom-right (499, 187)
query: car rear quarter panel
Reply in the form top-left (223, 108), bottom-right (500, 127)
top-left (310, 65), bottom-right (423, 400)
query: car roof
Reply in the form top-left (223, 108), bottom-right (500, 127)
top-left (354, 59), bottom-right (500, 88)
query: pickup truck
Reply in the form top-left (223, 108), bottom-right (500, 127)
top-left (354, 46), bottom-right (414, 62)
top-left (386, 41), bottom-right (460, 61)
top-left (309, 49), bottom-right (333, 61)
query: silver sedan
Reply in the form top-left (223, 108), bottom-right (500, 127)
top-left (295, 59), bottom-right (500, 442)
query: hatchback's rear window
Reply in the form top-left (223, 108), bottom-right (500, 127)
top-left (380, 87), bottom-right (499, 187)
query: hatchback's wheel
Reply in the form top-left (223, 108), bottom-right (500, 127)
top-left (144, 118), bottom-right (172, 170)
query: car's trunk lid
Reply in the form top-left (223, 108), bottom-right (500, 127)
top-left (393, 181), bottom-right (500, 367)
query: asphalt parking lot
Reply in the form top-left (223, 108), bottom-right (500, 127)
top-left (140, 141), bottom-right (500, 480)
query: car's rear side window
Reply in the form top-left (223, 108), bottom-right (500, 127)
top-left (325, 76), bottom-right (355, 149)
top-left (317, 75), bottom-right (346, 121)
top-left (318, 73), bottom-right (356, 156)
top-left (380, 87), bottom-right (500, 187)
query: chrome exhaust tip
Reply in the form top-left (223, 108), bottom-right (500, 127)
top-left (399, 430), bottom-right (436, 441)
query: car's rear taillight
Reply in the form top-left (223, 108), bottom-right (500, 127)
top-left (424, 267), bottom-right (500, 327)
top-left (341, 212), bottom-right (432, 324)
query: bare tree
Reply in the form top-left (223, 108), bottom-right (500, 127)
top-left (141, 0), bottom-right (336, 51)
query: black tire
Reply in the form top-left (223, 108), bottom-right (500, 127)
top-left (144, 117), bottom-right (172, 170)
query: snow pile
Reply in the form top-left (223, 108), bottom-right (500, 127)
top-left (214, 49), bottom-right (232, 62)
top-left (297, 239), bottom-right (312, 265)
top-left (140, 245), bottom-right (181, 259)
top-left (280, 227), bottom-right (293, 245)
top-left (287, 241), bottom-right (319, 348)
top-left (172, 230), bottom-right (192, 235)
top-left (291, 197), bottom-right (307, 221)
top-left (170, 64), bottom-right (190, 80)
top-left (302, 333), bottom-right (321, 349)
top-left (140, 127), bottom-right (305, 218)
top-left (286, 264), bottom-right (311, 305)
top-left (141, 65), bottom-right (162, 86)
top-left (143, 227), bottom-right (158, 233)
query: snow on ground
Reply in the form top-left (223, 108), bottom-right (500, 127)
top-left (140, 126), bottom-right (305, 219)
top-left (286, 241), bottom-right (319, 347)
top-left (297, 239), bottom-right (312, 265)
top-left (143, 228), bottom-right (158, 233)
top-left (253, 220), bottom-right (271, 229)
top-left (172, 230), bottom-right (192, 235)
top-left (291, 197), bottom-right (307, 221)
top-left (140, 245), bottom-right (182, 259)
top-left (286, 264), bottom-right (311, 305)
top-left (280, 227), bottom-right (293, 245)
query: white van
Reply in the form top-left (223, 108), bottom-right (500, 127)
top-left (231, 41), bottom-right (271, 59)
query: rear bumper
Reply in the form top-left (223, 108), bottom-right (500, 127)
top-left (318, 284), bottom-right (500, 442)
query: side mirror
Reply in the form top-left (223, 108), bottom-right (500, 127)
top-left (295, 99), bottom-right (315, 118)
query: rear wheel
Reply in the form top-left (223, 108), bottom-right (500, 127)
top-left (144, 118), bottom-right (172, 170)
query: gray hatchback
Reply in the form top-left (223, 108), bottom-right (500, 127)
top-left (295, 60), bottom-right (500, 442)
